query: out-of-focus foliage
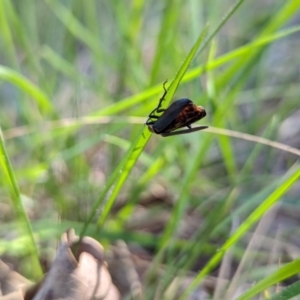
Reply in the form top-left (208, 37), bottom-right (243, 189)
top-left (1, 0), bottom-right (300, 299)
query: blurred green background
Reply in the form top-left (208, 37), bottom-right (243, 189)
top-left (1, 0), bottom-right (300, 298)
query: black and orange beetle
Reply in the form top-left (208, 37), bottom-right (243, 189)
top-left (146, 81), bottom-right (208, 137)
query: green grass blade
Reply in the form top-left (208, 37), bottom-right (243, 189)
top-left (270, 280), bottom-right (300, 300)
top-left (163, 24), bottom-right (209, 105)
top-left (44, 0), bottom-right (103, 59)
top-left (260, 0), bottom-right (300, 35)
top-left (0, 65), bottom-right (54, 115)
top-left (207, 41), bottom-right (238, 180)
top-left (96, 129), bottom-right (150, 229)
top-left (236, 259), bottom-right (300, 300)
top-left (149, 0), bottom-right (181, 84)
top-left (178, 165), bottom-right (300, 299)
top-left (158, 0), bottom-right (247, 252)
top-left (94, 24), bottom-right (209, 231)
top-left (0, 0), bottom-right (18, 67)
top-left (89, 25), bottom-right (300, 118)
top-left (195, 0), bottom-right (246, 56)
top-left (79, 128), bottom-right (148, 237)
top-left (41, 46), bottom-right (80, 81)
top-left (2, 1), bottom-right (300, 294)
top-left (0, 129), bottom-right (42, 278)
top-left (115, 156), bottom-right (165, 226)
top-left (216, 0), bottom-right (300, 90)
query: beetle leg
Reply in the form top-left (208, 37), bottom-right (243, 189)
top-left (155, 108), bottom-right (166, 113)
top-left (187, 124), bottom-right (192, 129)
top-left (148, 116), bottom-right (160, 120)
top-left (148, 107), bottom-right (165, 118)
top-left (145, 119), bottom-right (156, 125)
top-left (149, 109), bottom-right (165, 118)
top-left (145, 121), bottom-right (153, 125)
top-left (157, 80), bottom-right (168, 109)
top-left (149, 114), bottom-right (160, 119)
top-left (146, 80), bottom-right (169, 124)
top-left (161, 126), bottom-right (208, 137)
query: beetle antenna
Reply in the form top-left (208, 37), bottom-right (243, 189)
top-left (156, 80), bottom-right (168, 111)
top-left (146, 80), bottom-right (169, 124)
top-left (162, 80), bottom-right (168, 93)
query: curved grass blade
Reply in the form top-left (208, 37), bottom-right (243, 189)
top-left (0, 65), bottom-right (54, 115)
top-left (89, 27), bottom-right (207, 232)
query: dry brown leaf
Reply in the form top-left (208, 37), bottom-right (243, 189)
top-left (32, 228), bottom-right (120, 300)
top-left (0, 259), bottom-right (33, 300)
top-left (106, 240), bottom-right (143, 299)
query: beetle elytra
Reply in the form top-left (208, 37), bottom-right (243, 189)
top-left (146, 82), bottom-right (207, 137)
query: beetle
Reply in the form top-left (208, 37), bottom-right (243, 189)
top-left (146, 81), bottom-right (208, 137)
